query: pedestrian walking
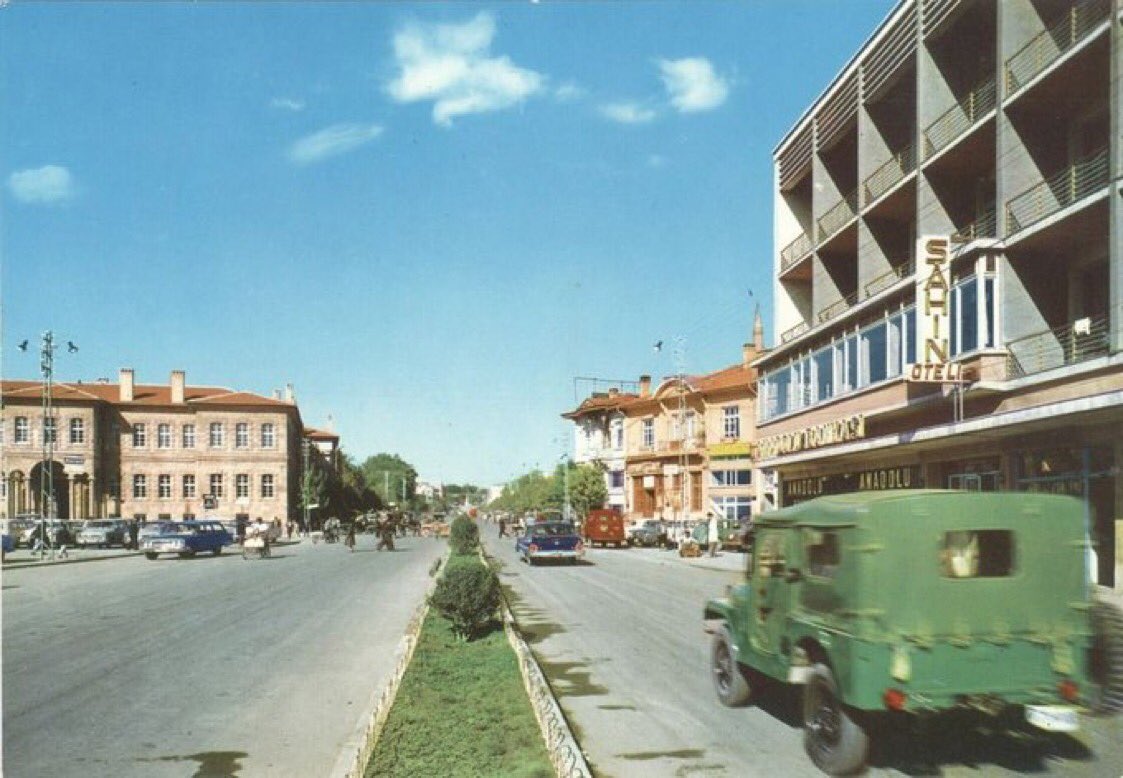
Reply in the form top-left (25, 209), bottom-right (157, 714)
top-left (345, 522), bottom-right (356, 552)
top-left (707, 511), bottom-right (719, 557)
top-left (498, 518), bottom-right (507, 538)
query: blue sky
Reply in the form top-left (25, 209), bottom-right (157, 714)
top-left (2, 1), bottom-right (894, 485)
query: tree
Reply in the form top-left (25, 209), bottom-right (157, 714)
top-left (360, 453), bottom-right (418, 508)
top-left (568, 463), bottom-right (608, 519)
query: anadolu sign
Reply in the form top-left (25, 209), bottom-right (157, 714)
top-left (910, 235), bottom-right (964, 383)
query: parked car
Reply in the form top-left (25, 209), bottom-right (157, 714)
top-left (141, 520), bottom-right (232, 560)
top-left (2, 532), bottom-right (14, 558)
top-left (583, 508), bottom-right (628, 548)
top-left (704, 491), bottom-right (1123, 776)
top-left (137, 521), bottom-right (175, 547)
top-left (76, 519), bottom-right (129, 548)
top-left (516, 521), bottom-right (584, 566)
top-left (691, 517), bottom-right (750, 551)
top-left (20, 520), bottom-right (72, 549)
top-left (1, 518), bottom-right (35, 551)
top-left (629, 519), bottom-right (667, 547)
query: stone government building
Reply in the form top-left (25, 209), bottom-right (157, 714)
top-left (1, 369), bottom-right (314, 529)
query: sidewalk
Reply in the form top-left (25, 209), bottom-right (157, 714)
top-left (3, 547), bottom-right (139, 570)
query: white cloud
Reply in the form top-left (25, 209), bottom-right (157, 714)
top-left (600, 101), bottom-right (656, 124)
top-left (658, 57), bottom-right (729, 112)
top-left (647, 154), bottom-right (666, 168)
top-left (287, 123), bottom-right (384, 165)
top-left (271, 97), bottom-right (306, 112)
top-left (554, 82), bottom-right (585, 102)
top-left (7, 165), bottom-right (76, 204)
top-left (387, 12), bottom-right (544, 126)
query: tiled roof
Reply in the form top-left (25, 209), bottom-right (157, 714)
top-left (304, 427), bottom-right (339, 441)
top-left (1, 380), bottom-right (295, 409)
top-left (561, 392), bottom-right (639, 419)
top-left (693, 363), bottom-right (757, 395)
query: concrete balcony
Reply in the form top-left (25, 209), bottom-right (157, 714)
top-left (1005, 147), bottom-right (1109, 236)
top-left (862, 143), bottom-right (915, 206)
top-left (1004, 0), bottom-right (1110, 97)
top-left (923, 76), bottom-right (995, 161)
top-left (1006, 313), bottom-right (1110, 379)
top-left (780, 232), bottom-right (812, 275)
top-left (817, 189), bottom-right (858, 243)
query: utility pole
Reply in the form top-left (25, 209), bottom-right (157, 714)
top-left (672, 336), bottom-right (688, 536)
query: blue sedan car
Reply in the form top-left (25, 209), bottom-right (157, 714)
top-left (516, 521), bottom-right (584, 566)
top-left (141, 520), bottom-right (232, 560)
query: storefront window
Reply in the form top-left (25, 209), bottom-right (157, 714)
top-left (862, 321), bottom-right (888, 385)
top-left (813, 346), bottom-right (832, 402)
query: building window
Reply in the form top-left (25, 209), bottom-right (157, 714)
top-left (236, 474), bottom-right (249, 499)
top-left (132, 423), bottom-right (147, 448)
top-left (210, 474), bottom-right (223, 498)
top-left (158, 475), bottom-right (171, 499)
top-left (642, 418), bottom-right (654, 448)
top-left (209, 422), bottom-right (224, 448)
top-left (182, 513), bottom-right (195, 520)
top-left (261, 474), bottom-right (275, 498)
top-left (69, 418), bottom-right (85, 445)
top-left (14, 416), bottom-right (29, 444)
top-left (157, 423), bottom-right (172, 449)
top-left (182, 424), bottom-right (195, 448)
top-left (712, 495), bottom-right (751, 521)
top-left (261, 423), bottom-right (275, 448)
top-left (183, 474), bottom-right (196, 499)
top-left (722, 406), bottom-right (740, 439)
top-left (43, 417), bottom-right (57, 444)
top-left (711, 469), bottom-right (751, 486)
top-left (608, 471), bottom-right (624, 489)
top-left (133, 474), bottom-right (147, 499)
top-left (235, 423), bottom-right (249, 449)
top-left (612, 423), bottom-right (623, 450)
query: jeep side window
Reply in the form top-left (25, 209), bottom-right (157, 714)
top-left (941, 530), bottom-right (1014, 578)
top-left (804, 529), bottom-right (840, 579)
top-left (756, 532), bottom-right (786, 578)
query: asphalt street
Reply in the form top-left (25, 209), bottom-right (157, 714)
top-left (2, 534), bottom-right (445, 778)
top-left (483, 527), bottom-right (1123, 778)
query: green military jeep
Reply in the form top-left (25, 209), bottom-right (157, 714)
top-left (703, 490), bottom-right (1123, 775)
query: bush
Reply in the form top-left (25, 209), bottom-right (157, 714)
top-left (449, 516), bottom-right (480, 555)
top-left (429, 558), bottom-right (501, 641)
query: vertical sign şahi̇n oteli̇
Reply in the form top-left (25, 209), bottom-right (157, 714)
top-left (910, 235), bottom-right (962, 382)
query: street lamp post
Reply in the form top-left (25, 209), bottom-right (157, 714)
top-left (22, 331), bottom-right (77, 559)
top-left (302, 439), bottom-right (311, 536)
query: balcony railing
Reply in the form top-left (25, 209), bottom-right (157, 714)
top-left (923, 76), bottom-right (996, 159)
top-left (780, 321), bottom-right (810, 344)
top-left (816, 291), bottom-right (859, 324)
top-left (1004, 0), bottom-right (1110, 95)
top-left (1005, 313), bottom-right (1110, 379)
top-left (817, 189), bottom-right (858, 242)
top-left (862, 143), bottom-right (915, 205)
top-left (951, 207), bottom-right (997, 243)
top-left (780, 232), bottom-right (812, 272)
top-left (863, 260), bottom-right (911, 300)
top-left (656, 433), bottom-right (706, 454)
top-left (1005, 147), bottom-right (1109, 235)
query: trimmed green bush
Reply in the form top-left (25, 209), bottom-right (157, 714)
top-left (449, 516), bottom-right (480, 555)
top-left (429, 556), bottom-right (500, 640)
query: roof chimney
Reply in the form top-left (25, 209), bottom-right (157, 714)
top-left (608, 387), bottom-right (619, 397)
top-left (639, 375), bottom-right (651, 398)
top-left (170, 370), bottom-right (185, 404)
top-left (284, 383), bottom-right (295, 404)
top-left (742, 343), bottom-right (755, 369)
top-left (119, 368), bottom-right (135, 402)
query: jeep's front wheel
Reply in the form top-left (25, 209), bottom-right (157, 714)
top-left (803, 663), bottom-right (868, 776)
top-left (711, 627), bottom-right (752, 707)
top-left (1090, 600), bottom-right (1123, 713)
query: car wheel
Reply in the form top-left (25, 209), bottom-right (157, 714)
top-left (213, 547), bottom-right (222, 556)
top-left (803, 663), bottom-right (868, 776)
top-left (145, 552), bottom-right (158, 561)
top-left (527, 555), bottom-right (537, 566)
top-left (1090, 600), bottom-right (1123, 713)
top-left (178, 551), bottom-right (195, 559)
top-left (711, 627), bottom-right (752, 707)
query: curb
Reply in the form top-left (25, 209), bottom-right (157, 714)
top-left (489, 556), bottom-right (592, 778)
top-left (328, 552), bottom-right (446, 778)
top-left (3, 550), bottom-right (141, 570)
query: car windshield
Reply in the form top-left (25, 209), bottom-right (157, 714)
top-left (530, 523), bottom-right (575, 538)
top-left (167, 523), bottom-right (196, 535)
top-left (86, 521), bottom-right (113, 528)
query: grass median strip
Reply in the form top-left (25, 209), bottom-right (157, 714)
top-left (365, 551), bottom-right (552, 778)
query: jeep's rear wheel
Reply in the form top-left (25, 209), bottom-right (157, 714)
top-left (803, 663), bottom-right (868, 776)
top-left (1090, 600), bottom-right (1123, 713)
top-left (711, 627), bottom-right (752, 706)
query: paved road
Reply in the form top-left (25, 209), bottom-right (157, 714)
top-left (3, 534), bottom-right (445, 778)
top-left (483, 528), bottom-right (1123, 778)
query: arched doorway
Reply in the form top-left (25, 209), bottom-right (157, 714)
top-left (29, 461), bottom-right (69, 519)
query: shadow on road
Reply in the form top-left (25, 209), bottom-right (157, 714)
top-left (138, 750), bottom-right (248, 777)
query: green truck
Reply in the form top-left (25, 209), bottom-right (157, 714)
top-left (703, 490), bottom-right (1123, 775)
